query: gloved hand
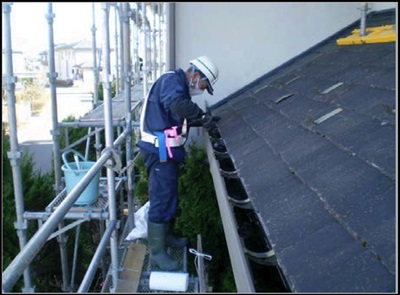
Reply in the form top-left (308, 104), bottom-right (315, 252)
top-left (212, 115), bottom-right (221, 122)
top-left (205, 107), bottom-right (221, 123)
top-left (201, 113), bottom-right (216, 129)
top-left (201, 113), bottom-right (220, 138)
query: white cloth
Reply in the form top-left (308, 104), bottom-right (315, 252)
top-left (125, 201), bottom-right (150, 240)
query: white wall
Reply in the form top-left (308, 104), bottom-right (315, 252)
top-left (174, 2), bottom-right (396, 108)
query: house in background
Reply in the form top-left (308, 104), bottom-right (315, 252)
top-left (52, 39), bottom-right (104, 90)
top-left (38, 38), bottom-right (119, 91)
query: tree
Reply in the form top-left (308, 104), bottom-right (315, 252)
top-left (2, 126), bottom-right (55, 291)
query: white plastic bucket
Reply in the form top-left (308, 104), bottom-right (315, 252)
top-left (61, 150), bottom-right (100, 205)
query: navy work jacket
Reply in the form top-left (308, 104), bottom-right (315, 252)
top-left (137, 68), bottom-right (191, 162)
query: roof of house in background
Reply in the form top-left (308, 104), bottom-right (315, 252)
top-left (52, 39), bottom-right (102, 52)
top-left (210, 8), bottom-right (396, 292)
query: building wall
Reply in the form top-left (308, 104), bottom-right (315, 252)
top-left (174, 2), bottom-right (396, 108)
top-left (55, 49), bottom-right (75, 80)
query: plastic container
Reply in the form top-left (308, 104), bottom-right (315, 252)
top-left (61, 149), bottom-right (100, 205)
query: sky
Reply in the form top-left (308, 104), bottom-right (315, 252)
top-left (5, 2), bottom-right (105, 56)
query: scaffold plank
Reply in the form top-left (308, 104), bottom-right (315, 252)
top-left (116, 243), bottom-right (147, 293)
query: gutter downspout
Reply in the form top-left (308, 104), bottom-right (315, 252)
top-left (165, 2), bottom-right (175, 71)
top-left (204, 133), bottom-right (255, 292)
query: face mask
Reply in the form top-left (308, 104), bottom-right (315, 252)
top-left (189, 88), bottom-right (204, 96)
top-left (189, 77), bottom-right (205, 96)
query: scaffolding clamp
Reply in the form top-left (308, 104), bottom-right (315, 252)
top-left (50, 128), bottom-right (61, 139)
top-left (7, 150), bottom-right (22, 166)
top-left (123, 7), bottom-right (132, 22)
top-left (106, 219), bottom-right (121, 230)
top-left (46, 72), bottom-right (58, 84)
top-left (120, 159), bottom-right (135, 191)
top-left (13, 219), bottom-right (28, 231)
top-left (102, 147), bottom-right (122, 173)
top-left (2, 74), bottom-right (17, 91)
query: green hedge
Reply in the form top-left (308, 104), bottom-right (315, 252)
top-left (2, 126), bottom-right (55, 291)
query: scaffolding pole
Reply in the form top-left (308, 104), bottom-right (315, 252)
top-left (91, 2), bottom-right (102, 160)
top-left (135, 2), bottom-right (140, 85)
top-left (100, 3), bottom-right (120, 291)
top-left (165, 2), bottom-right (175, 70)
top-left (122, 2), bottom-right (135, 232)
top-left (45, 4), bottom-right (71, 291)
top-left (2, 2), bottom-right (34, 292)
top-left (152, 2), bottom-right (157, 80)
top-left (142, 2), bottom-right (148, 97)
top-left (46, 3), bottom-right (63, 195)
top-left (158, 3), bottom-right (163, 75)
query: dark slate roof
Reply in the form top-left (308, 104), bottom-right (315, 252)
top-left (210, 9), bottom-right (396, 293)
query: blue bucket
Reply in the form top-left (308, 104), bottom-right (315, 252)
top-left (61, 150), bottom-right (100, 205)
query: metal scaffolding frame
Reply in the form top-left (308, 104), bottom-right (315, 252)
top-left (2, 2), bottom-right (170, 292)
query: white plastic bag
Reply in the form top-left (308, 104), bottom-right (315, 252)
top-left (125, 201), bottom-right (150, 241)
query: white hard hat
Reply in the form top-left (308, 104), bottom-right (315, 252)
top-left (190, 56), bottom-right (219, 95)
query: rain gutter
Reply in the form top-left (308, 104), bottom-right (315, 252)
top-left (204, 134), bottom-right (255, 292)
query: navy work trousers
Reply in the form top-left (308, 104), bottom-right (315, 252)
top-left (140, 148), bottom-right (180, 223)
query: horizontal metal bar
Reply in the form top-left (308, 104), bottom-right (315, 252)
top-left (60, 127), bottom-right (104, 154)
top-left (24, 211), bottom-right (109, 220)
top-left (59, 121), bottom-right (124, 128)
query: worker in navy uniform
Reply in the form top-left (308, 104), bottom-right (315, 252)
top-left (137, 56), bottom-right (220, 270)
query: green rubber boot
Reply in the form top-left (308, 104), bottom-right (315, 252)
top-left (148, 221), bottom-right (178, 271)
top-left (166, 222), bottom-right (188, 248)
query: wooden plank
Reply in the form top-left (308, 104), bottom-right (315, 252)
top-left (115, 243), bottom-right (147, 293)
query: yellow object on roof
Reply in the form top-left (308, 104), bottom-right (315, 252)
top-left (336, 25), bottom-right (396, 45)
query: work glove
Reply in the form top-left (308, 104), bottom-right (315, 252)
top-left (211, 115), bottom-right (221, 123)
top-left (205, 107), bottom-right (221, 123)
top-left (201, 113), bottom-right (220, 138)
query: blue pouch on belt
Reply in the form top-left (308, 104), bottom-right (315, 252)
top-left (153, 132), bottom-right (167, 162)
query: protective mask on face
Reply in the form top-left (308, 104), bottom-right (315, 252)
top-left (189, 88), bottom-right (204, 96)
top-left (189, 77), bottom-right (205, 96)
